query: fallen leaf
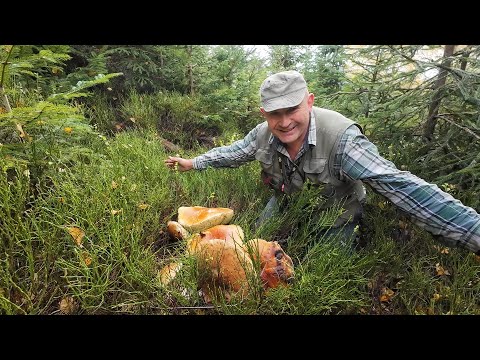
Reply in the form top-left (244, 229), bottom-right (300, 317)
top-left (414, 306), bottom-right (426, 315)
top-left (434, 246), bottom-right (450, 254)
top-left (111, 209), bottom-right (122, 215)
top-left (137, 203), bottom-right (150, 210)
top-left (67, 226), bottom-right (85, 246)
top-left (435, 263), bottom-right (450, 276)
top-left (379, 287), bottom-right (395, 302)
top-left (111, 180), bottom-right (118, 189)
top-left (378, 201), bottom-right (386, 209)
top-left (59, 296), bottom-right (78, 315)
top-left (433, 293), bottom-right (442, 301)
top-left (82, 252), bottom-right (92, 266)
top-left (16, 123), bottom-right (27, 138)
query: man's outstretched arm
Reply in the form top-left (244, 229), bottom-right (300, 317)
top-left (165, 122), bottom-right (264, 171)
top-left (338, 126), bottom-right (480, 253)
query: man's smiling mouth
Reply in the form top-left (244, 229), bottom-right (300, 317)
top-left (279, 125), bottom-right (296, 133)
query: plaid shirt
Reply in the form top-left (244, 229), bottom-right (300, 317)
top-left (193, 112), bottom-right (480, 253)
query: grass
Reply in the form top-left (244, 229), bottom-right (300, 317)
top-left (1, 126), bottom-right (480, 314)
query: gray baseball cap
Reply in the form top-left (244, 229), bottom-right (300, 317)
top-left (260, 70), bottom-right (307, 112)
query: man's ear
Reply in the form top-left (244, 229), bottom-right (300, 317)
top-left (307, 93), bottom-right (315, 109)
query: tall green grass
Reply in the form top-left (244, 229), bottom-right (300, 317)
top-left (2, 128), bottom-right (479, 314)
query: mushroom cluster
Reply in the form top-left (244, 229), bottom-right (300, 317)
top-left (160, 206), bottom-right (294, 302)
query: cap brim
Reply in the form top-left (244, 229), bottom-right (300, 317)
top-left (262, 88), bottom-right (306, 112)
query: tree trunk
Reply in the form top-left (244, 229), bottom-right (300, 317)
top-left (423, 45), bottom-right (455, 141)
top-left (460, 51), bottom-right (470, 71)
top-left (186, 45), bottom-right (194, 96)
top-left (0, 45), bottom-right (14, 113)
top-left (365, 50), bottom-right (381, 119)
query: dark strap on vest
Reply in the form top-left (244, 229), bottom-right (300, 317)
top-left (278, 152), bottom-right (307, 194)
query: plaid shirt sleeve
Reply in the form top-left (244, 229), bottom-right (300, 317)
top-left (337, 125), bottom-right (480, 253)
top-left (192, 122), bottom-right (263, 169)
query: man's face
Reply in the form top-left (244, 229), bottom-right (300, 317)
top-left (260, 93), bottom-right (314, 147)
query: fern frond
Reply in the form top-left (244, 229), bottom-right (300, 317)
top-left (47, 72), bottom-right (123, 103)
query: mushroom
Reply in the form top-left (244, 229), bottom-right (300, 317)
top-left (177, 206), bottom-right (234, 233)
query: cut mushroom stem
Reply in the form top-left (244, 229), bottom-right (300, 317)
top-left (167, 221), bottom-right (190, 241)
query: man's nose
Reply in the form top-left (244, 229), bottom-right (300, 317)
top-left (278, 113), bottom-right (290, 127)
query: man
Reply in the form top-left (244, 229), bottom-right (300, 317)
top-left (165, 70), bottom-right (480, 254)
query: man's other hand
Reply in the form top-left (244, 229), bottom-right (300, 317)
top-left (164, 156), bottom-right (193, 172)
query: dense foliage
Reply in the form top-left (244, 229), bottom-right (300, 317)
top-left (1, 45), bottom-right (479, 314)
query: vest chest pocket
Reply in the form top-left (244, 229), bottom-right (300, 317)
top-left (303, 157), bottom-right (336, 198)
top-left (255, 149), bottom-right (273, 166)
top-left (256, 149), bottom-right (278, 189)
top-left (303, 158), bottom-right (329, 181)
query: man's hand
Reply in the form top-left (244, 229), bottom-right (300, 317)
top-left (164, 156), bottom-right (194, 172)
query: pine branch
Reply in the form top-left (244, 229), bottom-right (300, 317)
top-left (434, 114), bottom-right (480, 141)
top-left (47, 72), bottom-right (123, 103)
